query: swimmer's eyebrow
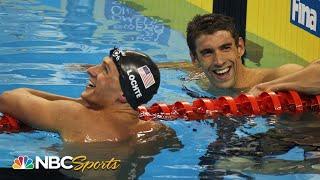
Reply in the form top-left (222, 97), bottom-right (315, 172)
top-left (199, 48), bottom-right (213, 55)
top-left (219, 42), bottom-right (232, 49)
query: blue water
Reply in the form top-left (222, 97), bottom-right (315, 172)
top-left (0, 0), bottom-right (319, 179)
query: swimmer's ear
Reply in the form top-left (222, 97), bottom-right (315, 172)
top-left (237, 37), bottom-right (245, 57)
top-left (119, 94), bottom-right (127, 103)
top-left (190, 52), bottom-right (200, 68)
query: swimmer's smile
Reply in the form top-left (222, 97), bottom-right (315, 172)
top-left (210, 65), bottom-right (233, 81)
top-left (87, 80), bottom-right (96, 89)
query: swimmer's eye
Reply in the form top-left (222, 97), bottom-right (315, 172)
top-left (220, 44), bottom-right (232, 52)
top-left (200, 49), bottom-right (213, 57)
top-left (104, 66), bottom-right (109, 74)
top-left (102, 62), bottom-right (109, 74)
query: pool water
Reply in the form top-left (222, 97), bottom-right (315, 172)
top-left (0, 0), bottom-right (320, 179)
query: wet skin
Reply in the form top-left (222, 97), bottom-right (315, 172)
top-left (0, 56), bottom-right (163, 143)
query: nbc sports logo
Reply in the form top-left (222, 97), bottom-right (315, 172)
top-left (12, 155), bottom-right (34, 169)
top-left (11, 155), bottom-right (121, 171)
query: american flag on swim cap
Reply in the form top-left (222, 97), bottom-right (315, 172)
top-left (137, 65), bottom-right (155, 89)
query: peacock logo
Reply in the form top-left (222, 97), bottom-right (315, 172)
top-left (12, 155), bottom-right (34, 169)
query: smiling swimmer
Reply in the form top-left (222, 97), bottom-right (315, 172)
top-left (0, 48), bottom-right (164, 142)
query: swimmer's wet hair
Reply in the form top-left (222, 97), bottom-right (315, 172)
top-left (186, 13), bottom-right (240, 57)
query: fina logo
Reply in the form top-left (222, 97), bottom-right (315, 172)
top-left (291, 0), bottom-right (319, 37)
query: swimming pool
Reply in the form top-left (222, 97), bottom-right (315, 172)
top-left (1, 0), bottom-right (319, 179)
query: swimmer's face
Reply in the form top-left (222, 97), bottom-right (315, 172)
top-left (191, 30), bottom-right (245, 88)
top-left (81, 57), bottom-right (122, 107)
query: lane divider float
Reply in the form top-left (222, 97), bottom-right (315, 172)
top-left (138, 91), bottom-right (320, 121)
top-left (0, 91), bottom-right (319, 132)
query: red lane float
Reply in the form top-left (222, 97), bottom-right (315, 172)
top-left (138, 91), bottom-right (320, 121)
top-left (0, 113), bottom-right (31, 132)
top-left (1, 91), bottom-right (320, 132)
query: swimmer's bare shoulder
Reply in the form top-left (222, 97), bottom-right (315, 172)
top-left (37, 99), bottom-right (109, 142)
top-left (55, 101), bottom-right (132, 142)
top-left (134, 120), bottom-right (178, 143)
top-left (131, 121), bottom-right (182, 157)
top-left (55, 102), bottom-right (173, 143)
top-left (133, 120), bottom-right (165, 135)
top-left (263, 63), bottom-right (304, 82)
top-left (45, 99), bottom-right (88, 130)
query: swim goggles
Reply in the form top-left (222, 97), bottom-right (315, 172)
top-left (109, 47), bottom-right (125, 78)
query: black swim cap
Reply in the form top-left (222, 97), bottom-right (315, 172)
top-left (110, 48), bottom-right (160, 109)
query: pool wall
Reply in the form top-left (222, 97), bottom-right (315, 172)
top-left (247, 0), bottom-right (320, 62)
top-left (123, 0), bottom-right (318, 66)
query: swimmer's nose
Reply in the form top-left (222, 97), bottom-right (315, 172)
top-left (87, 65), bottom-right (100, 77)
top-left (212, 52), bottom-right (226, 67)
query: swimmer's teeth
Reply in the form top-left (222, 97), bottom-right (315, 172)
top-left (88, 81), bottom-right (95, 88)
top-left (214, 67), bottom-right (230, 74)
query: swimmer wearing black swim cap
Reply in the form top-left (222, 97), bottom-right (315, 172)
top-left (109, 48), bottom-right (160, 109)
top-left (0, 47), bottom-right (164, 143)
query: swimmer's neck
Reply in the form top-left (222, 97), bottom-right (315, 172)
top-left (59, 99), bottom-right (142, 143)
top-left (208, 67), bottom-right (270, 96)
top-left (79, 98), bottom-right (131, 111)
top-left (230, 67), bottom-right (271, 90)
top-left (78, 97), bottom-right (140, 125)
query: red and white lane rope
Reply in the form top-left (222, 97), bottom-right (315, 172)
top-left (138, 91), bottom-right (320, 121)
top-left (1, 91), bottom-right (319, 132)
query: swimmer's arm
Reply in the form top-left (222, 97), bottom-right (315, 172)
top-left (0, 89), bottom-right (71, 131)
top-left (248, 60), bottom-right (320, 96)
top-left (262, 63), bottom-right (304, 82)
top-left (274, 63), bottom-right (305, 78)
top-left (16, 88), bottom-right (81, 102)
